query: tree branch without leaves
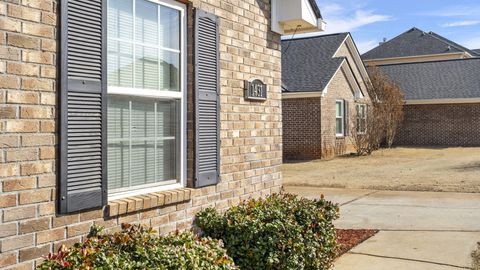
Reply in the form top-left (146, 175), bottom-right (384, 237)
top-left (352, 67), bottom-right (405, 156)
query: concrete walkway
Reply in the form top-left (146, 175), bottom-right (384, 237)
top-left (285, 186), bottom-right (480, 269)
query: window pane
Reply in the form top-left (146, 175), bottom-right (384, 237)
top-left (160, 6), bottom-right (180, 50)
top-left (107, 97), bottom-right (130, 190)
top-left (108, 0), bottom-right (133, 40)
top-left (159, 50), bottom-right (180, 91)
top-left (130, 98), bottom-right (156, 186)
top-left (336, 102), bottom-right (342, 117)
top-left (108, 0), bottom-right (181, 92)
top-left (336, 118), bottom-right (343, 134)
top-left (108, 41), bottom-right (134, 88)
top-left (107, 95), bottom-right (179, 191)
top-left (135, 46), bottom-right (159, 90)
top-left (157, 100), bottom-right (178, 181)
top-left (135, 0), bottom-right (158, 45)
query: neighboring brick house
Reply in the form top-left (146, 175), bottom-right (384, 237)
top-left (363, 28), bottom-right (480, 147)
top-left (0, 0), bottom-right (324, 268)
top-left (378, 59), bottom-right (480, 146)
top-left (282, 33), bottom-right (372, 160)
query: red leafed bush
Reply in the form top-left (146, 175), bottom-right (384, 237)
top-left (38, 224), bottom-right (237, 270)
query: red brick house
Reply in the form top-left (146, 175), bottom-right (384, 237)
top-left (0, 0), bottom-right (325, 268)
top-left (363, 28), bottom-right (480, 146)
top-left (377, 59), bottom-right (480, 146)
top-left (282, 33), bottom-right (372, 160)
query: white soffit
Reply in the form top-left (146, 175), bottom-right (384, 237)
top-left (271, 0), bottom-right (326, 35)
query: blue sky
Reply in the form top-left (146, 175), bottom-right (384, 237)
top-left (314, 0), bottom-right (480, 53)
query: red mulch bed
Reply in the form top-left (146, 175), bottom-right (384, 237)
top-left (336, 229), bottom-right (379, 257)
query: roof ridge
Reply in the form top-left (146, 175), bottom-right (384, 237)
top-left (363, 27), bottom-right (426, 55)
top-left (375, 57), bottom-right (480, 67)
top-left (427, 31), bottom-right (475, 55)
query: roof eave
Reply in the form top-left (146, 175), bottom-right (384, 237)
top-left (406, 98), bottom-right (480, 105)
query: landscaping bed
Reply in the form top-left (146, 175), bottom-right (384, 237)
top-left (40, 194), bottom-right (340, 270)
top-left (336, 229), bottom-right (378, 257)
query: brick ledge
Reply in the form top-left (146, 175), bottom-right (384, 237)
top-left (107, 188), bottom-right (193, 217)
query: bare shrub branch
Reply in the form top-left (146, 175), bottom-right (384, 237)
top-left (368, 67), bottom-right (405, 148)
top-left (351, 67), bottom-right (405, 155)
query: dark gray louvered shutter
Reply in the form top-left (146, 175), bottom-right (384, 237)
top-left (59, 0), bottom-right (107, 214)
top-left (194, 10), bottom-right (220, 188)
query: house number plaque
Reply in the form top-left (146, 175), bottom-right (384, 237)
top-left (245, 79), bottom-right (267, 101)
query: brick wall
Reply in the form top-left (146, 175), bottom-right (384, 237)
top-left (396, 103), bottom-right (480, 146)
top-left (0, 0), bottom-right (283, 268)
top-left (282, 69), bottom-right (365, 160)
top-left (320, 69), bottom-right (362, 158)
top-left (282, 98), bottom-right (322, 160)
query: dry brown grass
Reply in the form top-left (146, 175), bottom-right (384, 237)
top-left (283, 147), bottom-right (480, 193)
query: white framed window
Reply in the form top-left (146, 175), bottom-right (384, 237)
top-left (356, 104), bottom-right (367, 134)
top-left (335, 100), bottom-right (345, 137)
top-left (106, 0), bottom-right (187, 200)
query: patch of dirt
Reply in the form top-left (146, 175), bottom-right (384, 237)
top-left (283, 147), bottom-right (480, 193)
top-left (336, 229), bottom-right (378, 257)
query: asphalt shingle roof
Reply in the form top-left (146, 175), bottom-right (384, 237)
top-left (427, 31), bottom-right (478, 56)
top-left (282, 33), bottom-right (348, 92)
top-left (473, 49), bottom-right (480, 56)
top-left (362, 28), bottom-right (474, 60)
top-left (378, 58), bottom-right (480, 100)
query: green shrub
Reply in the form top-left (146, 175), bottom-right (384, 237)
top-left (38, 224), bottom-right (236, 270)
top-left (195, 193), bottom-right (339, 270)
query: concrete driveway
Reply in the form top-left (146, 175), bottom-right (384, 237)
top-left (286, 186), bottom-right (480, 269)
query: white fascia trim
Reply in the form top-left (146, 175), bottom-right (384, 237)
top-left (344, 36), bottom-right (372, 85)
top-left (332, 34), bottom-right (372, 92)
top-left (322, 59), bottom-right (345, 97)
top-left (332, 34), bottom-right (349, 58)
top-left (364, 52), bottom-right (467, 64)
top-left (324, 60), bottom-right (362, 99)
top-left (282, 92), bottom-right (322, 99)
top-left (406, 98), bottom-right (480, 105)
top-left (341, 61), bottom-right (363, 99)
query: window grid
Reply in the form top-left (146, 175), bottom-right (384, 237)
top-left (108, 0), bottom-right (181, 95)
top-left (107, 0), bottom-right (186, 201)
top-left (336, 100), bottom-right (345, 137)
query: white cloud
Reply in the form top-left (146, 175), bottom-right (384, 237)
top-left (284, 2), bottom-right (392, 43)
top-left (322, 10), bottom-right (392, 34)
top-left (441, 20), bottom-right (480, 27)
top-left (355, 39), bottom-right (379, 54)
top-left (317, 2), bottom-right (393, 35)
top-left (321, 3), bottom-right (344, 14)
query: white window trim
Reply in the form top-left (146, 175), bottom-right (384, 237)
top-left (107, 0), bottom-right (187, 201)
top-left (336, 100), bottom-right (345, 137)
top-left (356, 104), bottom-right (367, 135)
